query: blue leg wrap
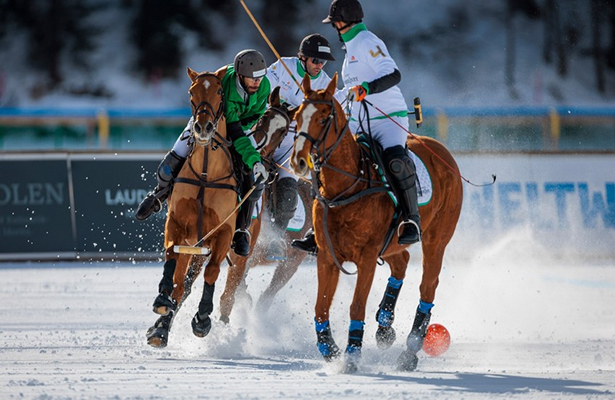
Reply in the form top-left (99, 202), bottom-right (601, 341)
top-left (315, 319), bottom-right (339, 359)
top-left (346, 320), bottom-right (365, 354)
top-left (418, 299), bottom-right (434, 314)
top-left (376, 277), bottom-right (404, 327)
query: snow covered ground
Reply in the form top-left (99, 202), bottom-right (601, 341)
top-left (1, 254), bottom-right (614, 399)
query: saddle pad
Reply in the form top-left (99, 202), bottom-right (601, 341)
top-left (410, 150), bottom-right (432, 206)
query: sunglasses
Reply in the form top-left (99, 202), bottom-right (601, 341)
top-left (310, 58), bottom-right (327, 66)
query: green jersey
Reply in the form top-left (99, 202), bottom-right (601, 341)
top-left (221, 65), bottom-right (271, 168)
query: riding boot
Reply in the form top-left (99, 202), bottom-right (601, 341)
top-left (266, 177), bottom-right (298, 260)
top-left (232, 178), bottom-right (265, 257)
top-left (291, 228), bottom-right (318, 255)
top-left (382, 145), bottom-right (421, 245)
top-left (136, 150), bottom-right (185, 221)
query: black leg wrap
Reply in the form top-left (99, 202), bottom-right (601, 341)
top-left (191, 282), bottom-right (215, 338)
top-left (153, 260), bottom-right (177, 315)
top-left (397, 308), bottom-right (431, 372)
top-left (158, 259), bottom-right (176, 294)
top-left (146, 311), bottom-right (174, 348)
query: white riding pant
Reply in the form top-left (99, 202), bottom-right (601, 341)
top-left (350, 115), bottom-right (409, 150)
top-left (272, 125), bottom-right (298, 181)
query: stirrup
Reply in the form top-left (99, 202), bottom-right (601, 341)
top-left (397, 220), bottom-right (421, 245)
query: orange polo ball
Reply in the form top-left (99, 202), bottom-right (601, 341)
top-left (422, 323), bottom-right (451, 357)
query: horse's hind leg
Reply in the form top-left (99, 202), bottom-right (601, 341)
top-left (256, 250), bottom-right (306, 313)
top-left (375, 250), bottom-right (409, 350)
top-left (398, 240), bottom-right (447, 371)
top-left (219, 256), bottom-right (249, 324)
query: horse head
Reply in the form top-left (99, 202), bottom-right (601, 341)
top-left (251, 86), bottom-right (298, 163)
top-left (291, 73), bottom-right (344, 177)
top-left (186, 67), bottom-right (225, 145)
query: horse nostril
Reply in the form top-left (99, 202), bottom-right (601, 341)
top-left (298, 158), bottom-right (307, 172)
top-left (194, 122), bottom-right (202, 134)
top-left (205, 122), bottom-right (214, 134)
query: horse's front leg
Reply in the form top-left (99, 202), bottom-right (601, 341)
top-left (147, 247), bottom-right (192, 348)
top-left (375, 251), bottom-right (409, 350)
top-left (191, 230), bottom-right (232, 338)
top-left (314, 254), bottom-right (341, 362)
top-left (342, 257), bottom-right (378, 374)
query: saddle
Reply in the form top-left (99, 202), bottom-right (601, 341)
top-left (355, 132), bottom-right (429, 259)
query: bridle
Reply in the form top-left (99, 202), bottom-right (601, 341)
top-left (248, 105), bottom-right (291, 154)
top-left (189, 73), bottom-right (226, 142)
top-left (296, 96), bottom-right (351, 173)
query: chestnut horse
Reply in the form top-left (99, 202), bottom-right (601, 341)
top-left (146, 74), bottom-right (290, 347)
top-left (290, 74), bottom-right (462, 372)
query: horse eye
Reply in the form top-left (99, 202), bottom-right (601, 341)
top-left (217, 89), bottom-right (222, 95)
top-left (320, 118), bottom-right (327, 125)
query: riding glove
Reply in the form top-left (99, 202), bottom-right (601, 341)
top-left (350, 83), bottom-right (368, 102)
top-left (252, 162), bottom-right (269, 183)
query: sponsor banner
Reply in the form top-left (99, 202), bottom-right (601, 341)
top-left (70, 154), bottom-right (166, 256)
top-left (0, 155), bottom-right (74, 254)
top-left (453, 154), bottom-right (615, 258)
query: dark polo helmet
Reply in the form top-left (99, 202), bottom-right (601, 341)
top-left (299, 34), bottom-right (335, 61)
top-left (234, 49), bottom-right (267, 78)
top-left (322, 0), bottom-right (364, 23)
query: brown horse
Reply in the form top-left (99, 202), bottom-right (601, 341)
top-left (146, 80), bottom-right (295, 347)
top-left (290, 74), bottom-right (463, 372)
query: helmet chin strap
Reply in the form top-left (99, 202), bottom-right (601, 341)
top-left (333, 21), bottom-right (353, 42)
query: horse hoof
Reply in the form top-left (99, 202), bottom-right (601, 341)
top-left (146, 326), bottom-right (169, 348)
top-left (191, 313), bottom-right (212, 338)
top-left (342, 360), bottom-right (359, 374)
top-left (397, 350), bottom-right (419, 372)
top-left (375, 325), bottom-right (396, 350)
top-left (152, 293), bottom-right (176, 316)
top-left (219, 315), bottom-right (230, 325)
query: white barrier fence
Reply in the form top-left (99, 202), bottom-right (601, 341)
top-left (451, 153), bottom-right (615, 260)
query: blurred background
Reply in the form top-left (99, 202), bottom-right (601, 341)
top-left (0, 0), bottom-right (614, 261)
top-left (0, 0), bottom-right (614, 151)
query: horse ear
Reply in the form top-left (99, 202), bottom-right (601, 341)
top-left (301, 73), bottom-right (312, 96)
top-left (325, 72), bottom-right (337, 97)
top-left (269, 86), bottom-right (282, 107)
top-left (187, 67), bottom-right (199, 82)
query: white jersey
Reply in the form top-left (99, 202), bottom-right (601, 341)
top-left (341, 24), bottom-right (409, 123)
top-left (267, 57), bottom-right (332, 107)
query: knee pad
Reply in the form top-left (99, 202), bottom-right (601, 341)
top-left (383, 145), bottom-right (416, 190)
top-left (275, 177), bottom-right (299, 215)
top-left (157, 151), bottom-right (185, 187)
